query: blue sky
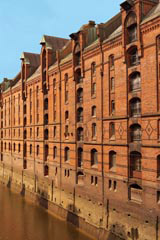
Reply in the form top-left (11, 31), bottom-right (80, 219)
top-left (0, 0), bottom-right (122, 81)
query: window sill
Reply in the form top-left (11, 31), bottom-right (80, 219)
top-left (91, 95), bottom-right (96, 99)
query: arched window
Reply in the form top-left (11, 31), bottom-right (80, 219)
top-left (77, 108), bottom-right (83, 122)
top-left (77, 127), bottom-right (83, 141)
top-left (75, 68), bottom-right (82, 83)
top-left (53, 146), bottom-right (57, 159)
top-left (109, 122), bottom-right (115, 139)
top-left (157, 155), bottom-right (160, 178)
top-left (130, 72), bottom-right (141, 91)
top-left (30, 144), bottom-right (32, 155)
top-left (91, 82), bottom-right (96, 96)
top-left (65, 73), bottom-right (69, 103)
top-left (44, 165), bottom-right (49, 176)
top-left (111, 100), bottom-right (115, 115)
top-left (44, 98), bottom-right (48, 110)
top-left (128, 46), bottom-right (139, 67)
top-left (24, 104), bottom-right (27, 114)
top-left (74, 44), bottom-right (81, 66)
top-left (126, 12), bottom-right (137, 44)
top-left (18, 143), bottom-right (21, 153)
top-left (91, 149), bottom-right (98, 166)
top-left (91, 62), bottom-right (96, 76)
top-left (78, 148), bottom-right (83, 168)
top-left (130, 98), bottom-right (141, 117)
top-left (92, 123), bottom-right (96, 139)
top-left (44, 144), bottom-right (49, 161)
top-left (44, 129), bottom-right (49, 140)
top-left (65, 111), bottom-right (69, 121)
top-left (92, 106), bottom-right (96, 117)
top-left (65, 147), bottom-right (70, 162)
top-left (77, 88), bottom-right (83, 103)
top-left (13, 143), bottom-right (16, 152)
top-left (24, 117), bottom-right (27, 126)
top-left (37, 145), bottom-right (39, 156)
top-left (44, 114), bottom-right (48, 125)
top-left (130, 124), bottom-right (141, 142)
top-left (130, 151), bottom-right (142, 172)
top-left (109, 55), bottom-right (114, 68)
top-left (109, 151), bottom-right (116, 171)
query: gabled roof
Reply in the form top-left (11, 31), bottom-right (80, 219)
top-left (40, 35), bottom-right (69, 50)
top-left (141, 2), bottom-right (160, 24)
top-left (20, 52), bottom-right (40, 67)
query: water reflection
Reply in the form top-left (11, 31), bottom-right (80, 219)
top-left (0, 186), bottom-right (91, 240)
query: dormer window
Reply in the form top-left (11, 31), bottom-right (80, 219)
top-left (74, 44), bottom-right (81, 66)
top-left (126, 12), bottom-right (137, 44)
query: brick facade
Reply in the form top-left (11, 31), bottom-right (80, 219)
top-left (1, 0), bottom-right (160, 239)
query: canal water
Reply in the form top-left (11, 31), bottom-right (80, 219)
top-left (0, 186), bottom-right (92, 240)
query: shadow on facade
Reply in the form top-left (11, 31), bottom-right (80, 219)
top-left (20, 183), bottom-right (25, 197)
top-left (107, 224), bottom-right (127, 240)
top-left (36, 189), bottom-right (48, 209)
top-left (7, 177), bottom-right (11, 188)
top-left (66, 204), bottom-right (79, 228)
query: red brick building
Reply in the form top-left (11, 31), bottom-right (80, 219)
top-left (1, 0), bottom-right (160, 239)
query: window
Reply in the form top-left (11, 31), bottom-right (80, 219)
top-left (24, 104), bottom-right (27, 114)
top-left (111, 77), bottom-right (115, 91)
top-left (128, 47), bottom-right (139, 66)
top-left (109, 122), bottom-right (115, 139)
top-left (53, 146), bottom-right (57, 159)
top-left (91, 176), bottom-right (94, 184)
top-left (13, 143), bottom-right (16, 152)
top-left (74, 44), bottom-right (81, 66)
top-left (44, 145), bottom-right (49, 161)
top-left (30, 128), bottom-right (32, 138)
top-left (44, 98), bottom-right (48, 110)
top-left (53, 78), bottom-right (56, 89)
top-left (109, 151), bottom-right (116, 171)
top-left (5, 142), bottom-right (6, 150)
top-left (65, 125), bottom-right (69, 137)
top-left (65, 147), bottom-right (70, 162)
top-left (44, 114), bottom-right (48, 125)
top-left (130, 151), bottom-right (141, 172)
top-left (157, 191), bottom-right (160, 203)
top-left (130, 124), bottom-right (141, 142)
top-left (126, 12), bottom-right (137, 44)
top-left (77, 108), bottom-right (83, 122)
top-left (78, 148), bottom-right (83, 168)
top-left (65, 111), bottom-right (69, 121)
top-left (92, 82), bottom-right (96, 96)
top-left (129, 184), bottom-right (142, 203)
top-left (75, 68), bottom-right (82, 83)
top-left (92, 123), bottom-right (96, 139)
top-left (44, 165), bottom-right (49, 176)
top-left (37, 127), bottom-right (39, 137)
top-left (44, 129), bottom-right (49, 140)
top-left (92, 106), bottom-right (96, 117)
top-left (37, 145), bottom-right (39, 156)
top-left (18, 143), bottom-right (21, 153)
top-left (91, 62), bottom-right (96, 76)
top-left (36, 86), bottom-right (39, 96)
top-left (77, 88), bottom-right (83, 103)
top-left (30, 144), bottom-right (32, 155)
top-left (77, 127), bottom-right (83, 141)
top-left (9, 143), bottom-right (11, 151)
top-left (130, 72), bottom-right (141, 91)
top-left (157, 155), bottom-right (160, 178)
top-left (111, 100), bottom-right (115, 115)
top-left (53, 126), bottom-right (56, 138)
top-left (109, 55), bottom-right (114, 68)
top-left (65, 74), bottom-right (69, 103)
top-left (130, 98), bottom-right (141, 117)
top-left (91, 149), bottom-right (98, 166)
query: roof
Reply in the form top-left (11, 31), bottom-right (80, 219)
top-left (20, 52), bottom-right (40, 67)
top-left (141, 2), bottom-right (160, 24)
top-left (40, 35), bottom-right (69, 50)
